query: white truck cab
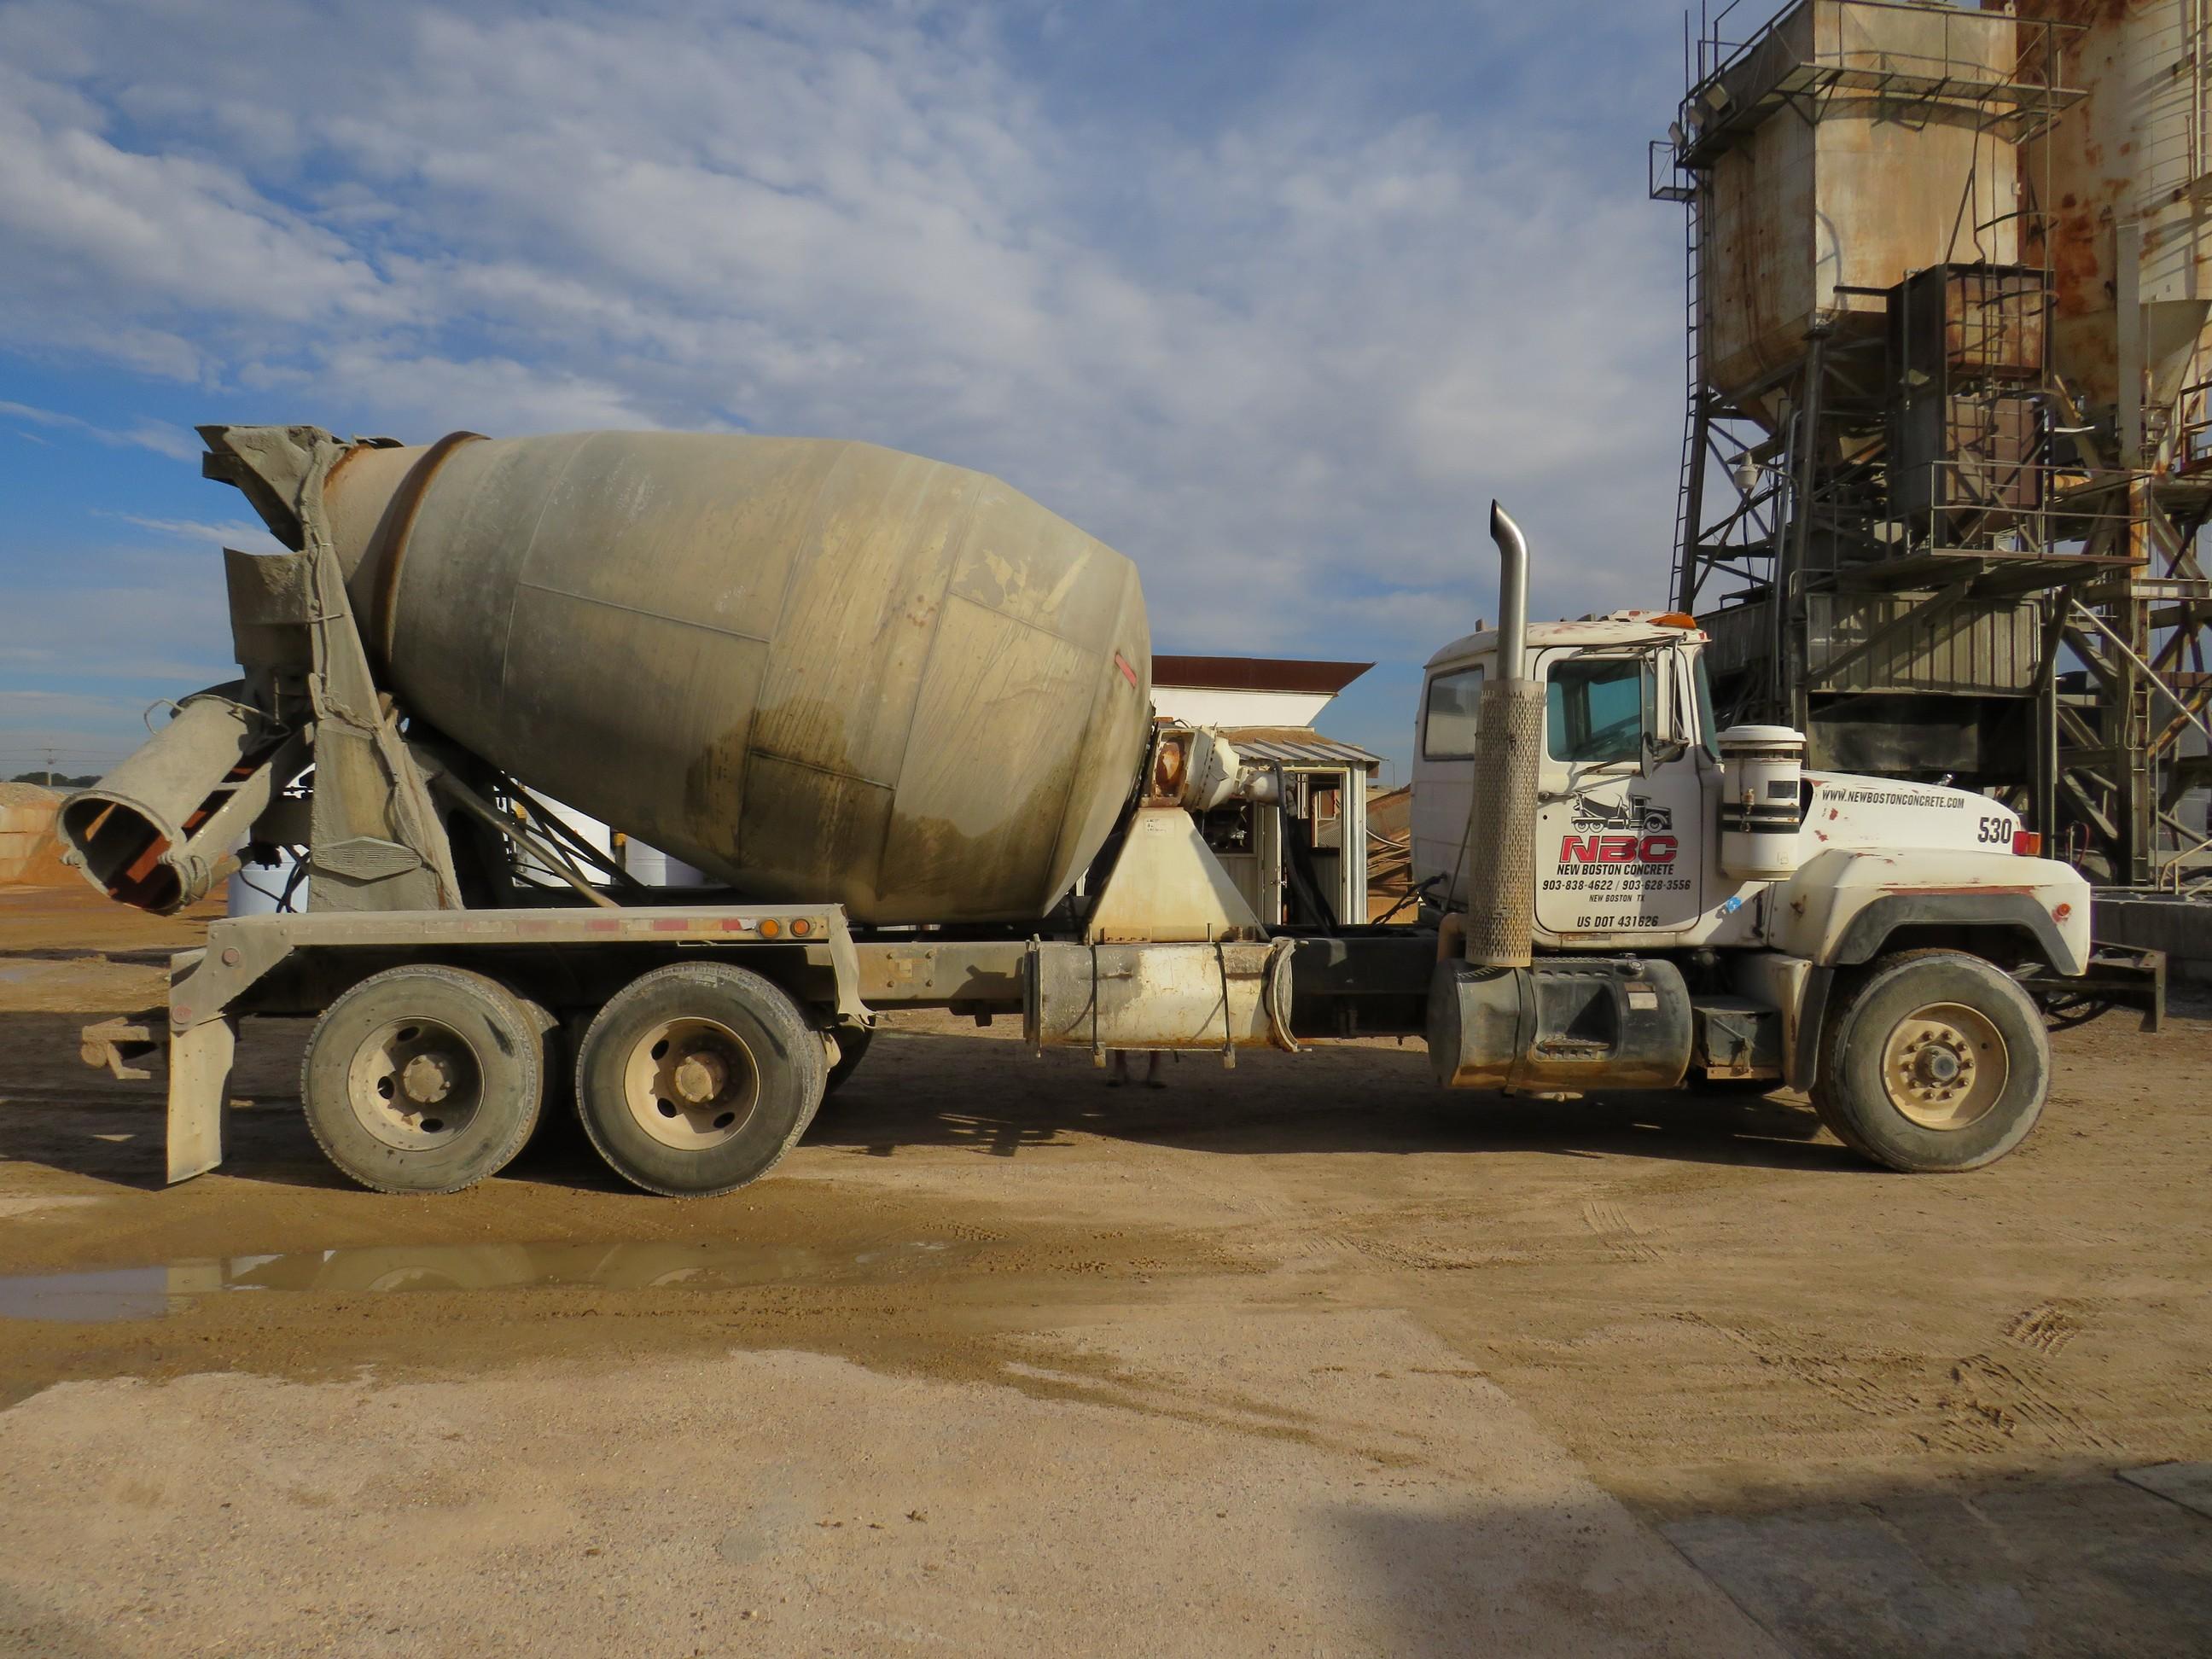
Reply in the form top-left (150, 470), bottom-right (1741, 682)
top-left (1413, 611), bottom-right (2088, 971)
top-left (1413, 597), bottom-right (2093, 1173)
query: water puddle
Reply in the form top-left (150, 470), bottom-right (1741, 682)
top-left (0, 1237), bottom-right (965, 1324)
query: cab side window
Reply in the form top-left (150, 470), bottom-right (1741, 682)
top-left (1545, 656), bottom-right (1650, 765)
top-left (1422, 667), bottom-right (1483, 759)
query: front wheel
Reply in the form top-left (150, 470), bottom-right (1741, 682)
top-left (1812, 951), bottom-right (2050, 1173)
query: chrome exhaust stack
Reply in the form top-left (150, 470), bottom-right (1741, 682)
top-left (1460, 502), bottom-right (1544, 969)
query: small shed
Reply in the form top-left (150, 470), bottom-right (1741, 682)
top-left (1151, 658), bottom-right (1378, 928)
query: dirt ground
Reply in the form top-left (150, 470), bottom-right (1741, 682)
top-left (1, 882), bottom-right (2208, 1655)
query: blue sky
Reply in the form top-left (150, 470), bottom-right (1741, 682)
top-left (0, 0), bottom-right (1703, 786)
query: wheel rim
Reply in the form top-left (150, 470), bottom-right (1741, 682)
top-left (345, 1017), bottom-right (486, 1150)
top-left (621, 1016), bottom-right (760, 1150)
top-left (1879, 1001), bottom-right (2009, 1130)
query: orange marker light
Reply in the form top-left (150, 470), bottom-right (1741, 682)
top-left (2012, 830), bottom-right (2042, 857)
top-left (758, 917), bottom-right (781, 939)
top-left (791, 916), bottom-right (812, 937)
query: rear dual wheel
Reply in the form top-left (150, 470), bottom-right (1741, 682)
top-left (573, 963), bottom-right (826, 1197)
top-left (300, 965), bottom-right (548, 1195)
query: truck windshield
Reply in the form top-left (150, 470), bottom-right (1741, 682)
top-left (1547, 656), bottom-right (1650, 765)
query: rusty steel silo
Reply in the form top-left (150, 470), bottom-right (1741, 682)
top-left (2029, 0), bottom-right (2212, 448)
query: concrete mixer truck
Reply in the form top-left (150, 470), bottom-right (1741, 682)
top-left (62, 424), bottom-right (2110, 1196)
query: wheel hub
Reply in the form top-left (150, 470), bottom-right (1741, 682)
top-left (346, 1018), bottom-right (484, 1150)
top-left (400, 1052), bottom-right (456, 1104)
top-left (1879, 1002), bottom-right (2008, 1131)
top-left (671, 1051), bottom-right (728, 1106)
top-left (623, 1017), bottom-right (760, 1151)
top-left (1912, 1045), bottom-right (1962, 1086)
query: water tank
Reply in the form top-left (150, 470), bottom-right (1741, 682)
top-left (621, 841), bottom-right (706, 888)
top-left (300, 432), bottom-right (1152, 926)
top-left (1717, 725), bottom-right (1807, 880)
top-left (227, 840), bottom-right (302, 916)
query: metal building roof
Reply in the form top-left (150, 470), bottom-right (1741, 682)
top-left (1219, 726), bottom-right (1382, 773)
top-left (1153, 655), bottom-right (1372, 696)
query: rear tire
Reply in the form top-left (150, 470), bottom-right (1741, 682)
top-left (1812, 951), bottom-right (2049, 1173)
top-left (300, 965), bottom-right (547, 1194)
top-left (573, 963), bottom-right (825, 1196)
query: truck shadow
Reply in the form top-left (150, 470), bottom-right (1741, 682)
top-left (1337, 1458), bottom-right (2212, 1658)
top-left (807, 1030), bottom-right (1858, 1175)
top-left (0, 1013), bottom-right (1860, 1193)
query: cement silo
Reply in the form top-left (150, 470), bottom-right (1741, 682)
top-left (1660, 1), bottom-right (2069, 801)
top-left (1654, 0), bottom-right (2212, 885)
top-left (2032, 1), bottom-right (2212, 457)
top-left (1692, 0), bottom-right (2026, 422)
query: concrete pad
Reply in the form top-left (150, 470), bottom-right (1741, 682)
top-left (1663, 1471), bottom-right (2212, 1658)
top-left (2120, 1461), bottom-right (2212, 1522)
top-left (0, 1308), bottom-right (1778, 1657)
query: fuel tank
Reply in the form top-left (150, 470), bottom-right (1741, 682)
top-left (299, 431), bottom-right (1152, 924)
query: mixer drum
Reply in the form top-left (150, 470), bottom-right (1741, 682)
top-left (317, 432), bottom-right (1153, 924)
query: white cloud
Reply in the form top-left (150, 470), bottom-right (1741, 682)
top-left (0, 0), bottom-right (1690, 774)
top-left (0, 399), bottom-right (196, 459)
top-left (108, 513), bottom-right (287, 549)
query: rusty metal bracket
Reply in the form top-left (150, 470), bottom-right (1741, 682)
top-left (79, 1016), bottom-right (157, 1082)
top-left (1024, 935), bottom-right (1043, 1057)
top-left (1213, 935), bottom-right (1237, 1069)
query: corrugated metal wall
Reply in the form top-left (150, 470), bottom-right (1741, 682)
top-left (1702, 594), bottom-right (2040, 694)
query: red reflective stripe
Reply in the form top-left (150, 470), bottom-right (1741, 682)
top-left (1113, 652), bottom-right (1138, 688)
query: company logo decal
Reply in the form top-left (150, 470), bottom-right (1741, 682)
top-left (1562, 793), bottom-right (1677, 863)
top-left (1558, 833), bottom-right (1678, 864)
top-left (1569, 792), bottom-right (1673, 832)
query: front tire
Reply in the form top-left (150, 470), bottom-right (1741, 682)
top-left (573, 963), bottom-right (826, 1196)
top-left (1812, 951), bottom-right (2050, 1173)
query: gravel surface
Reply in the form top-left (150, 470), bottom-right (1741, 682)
top-left (2, 882), bottom-right (2207, 1654)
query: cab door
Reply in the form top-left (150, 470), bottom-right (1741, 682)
top-left (1532, 648), bottom-right (1704, 940)
top-left (1410, 657), bottom-right (1486, 910)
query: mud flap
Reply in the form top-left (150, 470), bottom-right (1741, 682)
top-left (167, 1016), bottom-right (236, 1184)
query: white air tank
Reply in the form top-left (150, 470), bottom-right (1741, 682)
top-left (621, 841), bottom-right (707, 888)
top-left (226, 841), bottom-right (303, 915)
top-left (1717, 725), bottom-right (1806, 880)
